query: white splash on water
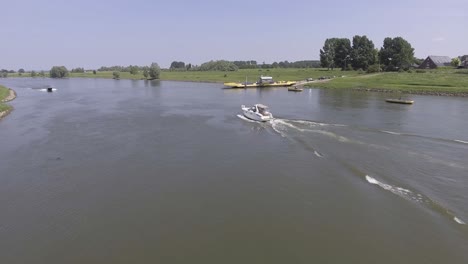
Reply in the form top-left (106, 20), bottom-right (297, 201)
top-left (365, 175), bottom-right (418, 201)
top-left (454, 139), bottom-right (468, 144)
top-left (314, 151), bottom-right (323, 158)
top-left (454, 217), bottom-right (466, 225)
top-left (381, 130), bottom-right (402, 135)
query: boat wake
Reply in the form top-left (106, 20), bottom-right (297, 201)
top-left (251, 117), bottom-right (468, 227)
top-left (381, 130), bottom-right (402, 135)
top-left (313, 150), bottom-right (323, 158)
top-left (365, 175), bottom-right (466, 225)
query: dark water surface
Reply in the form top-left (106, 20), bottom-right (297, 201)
top-left (1, 78), bottom-right (467, 263)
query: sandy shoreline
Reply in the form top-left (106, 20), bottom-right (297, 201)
top-left (0, 88), bottom-right (16, 121)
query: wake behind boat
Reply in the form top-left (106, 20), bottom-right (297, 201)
top-left (241, 104), bottom-right (273, 122)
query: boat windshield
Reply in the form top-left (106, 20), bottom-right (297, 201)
top-left (258, 107), bottom-right (268, 114)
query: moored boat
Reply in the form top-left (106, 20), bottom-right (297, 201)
top-left (225, 76), bottom-right (296, 88)
top-left (241, 104), bottom-right (273, 122)
top-left (385, 98), bottom-right (414, 104)
top-left (288, 86), bottom-right (303, 92)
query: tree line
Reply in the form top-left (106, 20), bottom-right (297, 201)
top-left (166, 60), bottom-right (321, 71)
top-left (320, 35), bottom-right (416, 72)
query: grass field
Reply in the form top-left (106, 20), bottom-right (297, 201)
top-left (64, 68), bottom-right (356, 82)
top-left (309, 68), bottom-right (468, 95)
top-left (0, 85), bottom-right (12, 113)
top-left (160, 68), bottom-right (359, 83)
top-left (7, 68), bottom-right (357, 82)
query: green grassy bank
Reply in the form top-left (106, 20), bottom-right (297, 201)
top-left (0, 85), bottom-right (12, 113)
top-left (7, 68), bottom-right (356, 82)
top-left (308, 68), bottom-right (468, 96)
top-left (66, 68), bottom-right (354, 82)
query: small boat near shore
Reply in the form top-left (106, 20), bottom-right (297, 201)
top-left (288, 86), bottom-right (303, 92)
top-left (241, 104), bottom-right (273, 122)
top-left (385, 98), bottom-right (414, 104)
top-left (225, 76), bottom-right (296, 88)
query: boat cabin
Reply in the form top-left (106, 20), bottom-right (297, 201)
top-left (258, 76), bottom-right (274, 84)
top-left (251, 104), bottom-right (269, 115)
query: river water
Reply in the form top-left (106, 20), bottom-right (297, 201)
top-left (1, 78), bottom-right (467, 263)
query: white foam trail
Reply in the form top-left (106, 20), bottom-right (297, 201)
top-left (454, 139), bottom-right (468, 144)
top-left (365, 175), bottom-right (415, 200)
top-left (237, 114), bottom-right (256, 123)
top-left (273, 119), bottom-right (305, 131)
top-left (366, 175), bottom-right (379, 185)
top-left (294, 120), bottom-right (328, 127)
top-left (294, 120), bottom-right (347, 127)
top-left (314, 151), bottom-right (323, 158)
top-left (454, 217), bottom-right (466, 225)
top-left (381, 130), bottom-right (402, 135)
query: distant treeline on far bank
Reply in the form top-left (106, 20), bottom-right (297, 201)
top-left (0, 60), bottom-right (321, 77)
top-left (98, 60), bottom-right (321, 72)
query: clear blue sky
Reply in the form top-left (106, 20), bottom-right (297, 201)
top-left (2, 0), bottom-right (467, 70)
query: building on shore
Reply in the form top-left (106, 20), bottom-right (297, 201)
top-left (418, 56), bottom-right (452, 69)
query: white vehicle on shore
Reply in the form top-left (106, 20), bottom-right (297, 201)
top-left (241, 104), bottom-right (273, 122)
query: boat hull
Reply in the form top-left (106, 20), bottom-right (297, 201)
top-left (288, 87), bottom-right (303, 92)
top-left (225, 81), bottom-right (296, 88)
top-left (385, 99), bottom-right (414, 104)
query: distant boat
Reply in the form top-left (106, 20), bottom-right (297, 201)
top-left (385, 98), bottom-right (414, 104)
top-left (224, 76), bottom-right (296, 88)
top-left (288, 86), bottom-right (303, 92)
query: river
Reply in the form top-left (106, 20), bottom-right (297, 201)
top-left (1, 78), bottom-right (467, 263)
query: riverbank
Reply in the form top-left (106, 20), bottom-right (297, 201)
top-left (306, 69), bottom-right (468, 96)
top-left (0, 85), bottom-right (16, 120)
top-left (5, 68), bottom-right (468, 96)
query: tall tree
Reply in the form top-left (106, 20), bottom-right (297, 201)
top-left (379, 37), bottom-right (415, 71)
top-left (50, 66), bottom-right (69, 78)
top-left (350, 35), bottom-right (376, 70)
top-left (320, 38), bottom-right (337, 70)
top-left (333, 38), bottom-right (352, 70)
top-left (170, 61), bottom-right (186, 70)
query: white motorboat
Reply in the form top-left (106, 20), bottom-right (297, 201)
top-left (241, 104), bottom-right (273, 122)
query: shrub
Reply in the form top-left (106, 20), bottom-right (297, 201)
top-left (148, 63), bottom-right (161, 79)
top-left (366, 64), bottom-right (380, 73)
top-left (113, 71), bottom-right (120, 79)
